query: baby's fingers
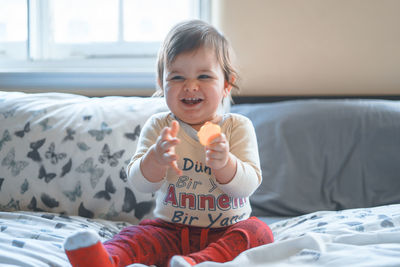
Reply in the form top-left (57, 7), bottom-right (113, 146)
top-left (170, 120), bottom-right (180, 138)
top-left (207, 134), bottom-right (228, 151)
top-left (170, 161), bottom-right (182, 175)
top-left (159, 122), bottom-right (178, 142)
top-left (160, 138), bottom-right (180, 151)
top-left (207, 133), bottom-right (226, 145)
top-left (156, 121), bottom-right (181, 175)
top-left (159, 126), bottom-right (171, 141)
top-left (162, 151), bottom-right (178, 162)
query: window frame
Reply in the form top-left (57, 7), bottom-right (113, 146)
top-left (0, 0), bottom-right (211, 95)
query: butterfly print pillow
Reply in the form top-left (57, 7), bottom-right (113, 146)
top-left (0, 91), bottom-right (169, 224)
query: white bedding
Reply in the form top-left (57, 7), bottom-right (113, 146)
top-left (1, 204), bottom-right (399, 267)
top-left (198, 204), bottom-right (400, 267)
top-left (0, 211), bottom-right (132, 267)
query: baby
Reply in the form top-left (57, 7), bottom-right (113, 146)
top-left (64, 19), bottom-right (273, 267)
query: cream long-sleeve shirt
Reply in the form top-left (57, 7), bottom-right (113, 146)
top-left (127, 112), bottom-right (261, 228)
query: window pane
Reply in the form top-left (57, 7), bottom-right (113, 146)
top-left (123, 0), bottom-right (198, 42)
top-left (0, 0), bottom-right (27, 42)
top-left (0, 0), bottom-right (27, 59)
top-left (52, 0), bottom-right (119, 43)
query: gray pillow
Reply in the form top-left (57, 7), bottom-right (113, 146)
top-left (232, 99), bottom-right (400, 216)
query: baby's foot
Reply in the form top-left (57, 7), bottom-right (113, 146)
top-left (64, 230), bottom-right (116, 267)
top-left (64, 229), bottom-right (100, 250)
top-left (169, 255), bottom-right (197, 267)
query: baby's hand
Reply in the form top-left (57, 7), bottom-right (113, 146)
top-left (197, 122), bottom-right (221, 146)
top-left (154, 120), bottom-right (182, 175)
top-left (205, 133), bottom-right (230, 171)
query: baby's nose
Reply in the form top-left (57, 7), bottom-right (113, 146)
top-left (184, 80), bottom-right (199, 91)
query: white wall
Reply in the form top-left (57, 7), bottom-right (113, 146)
top-left (211, 0), bottom-right (400, 96)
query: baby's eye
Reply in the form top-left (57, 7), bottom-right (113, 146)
top-left (198, 74), bottom-right (211, 79)
top-left (171, 76), bottom-right (184, 81)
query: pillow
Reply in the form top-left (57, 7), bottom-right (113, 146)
top-left (232, 99), bottom-right (400, 216)
top-left (0, 91), bottom-right (168, 224)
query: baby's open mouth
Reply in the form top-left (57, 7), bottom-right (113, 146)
top-left (181, 98), bottom-right (203, 105)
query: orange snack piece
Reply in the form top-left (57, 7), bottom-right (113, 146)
top-left (197, 122), bottom-right (221, 146)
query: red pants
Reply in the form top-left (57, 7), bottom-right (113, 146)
top-left (103, 216), bottom-right (273, 267)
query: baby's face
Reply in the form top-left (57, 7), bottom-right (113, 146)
top-left (163, 46), bottom-right (230, 130)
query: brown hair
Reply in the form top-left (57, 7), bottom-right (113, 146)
top-left (154, 19), bottom-right (239, 96)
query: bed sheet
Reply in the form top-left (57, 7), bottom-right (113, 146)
top-left (259, 216), bottom-right (291, 226)
top-left (0, 211), bottom-right (132, 267)
top-left (195, 204), bottom-right (400, 267)
top-left (1, 204), bottom-right (400, 267)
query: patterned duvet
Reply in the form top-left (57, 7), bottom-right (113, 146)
top-left (1, 204), bottom-right (399, 266)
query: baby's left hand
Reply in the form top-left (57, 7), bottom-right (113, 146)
top-left (205, 133), bottom-right (230, 170)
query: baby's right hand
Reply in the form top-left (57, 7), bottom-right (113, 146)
top-left (153, 120), bottom-right (182, 175)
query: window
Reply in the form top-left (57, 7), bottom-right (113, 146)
top-left (0, 0), bottom-right (210, 94)
top-left (0, 0), bottom-right (27, 60)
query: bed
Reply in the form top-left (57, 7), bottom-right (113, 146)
top-left (0, 91), bottom-right (399, 266)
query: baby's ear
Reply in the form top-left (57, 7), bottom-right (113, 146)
top-left (223, 76), bottom-right (236, 97)
top-left (157, 78), bottom-right (163, 90)
top-left (154, 79), bottom-right (164, 97)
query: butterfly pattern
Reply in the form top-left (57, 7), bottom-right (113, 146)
top-left (1, 107), bottom-right (16, 119)
top-left (75, 158), bottom-right (105, 189)
top-left (0, 92), bottom-right (167, 223)
top-left (124, 125), bottom-right (141, 141)
top-left (78, 202), bottom-right (94, 219)
top-left (0, 198), bottom-right (21, 210)
top-left (63, 128), bottom-right (76, 142)
top-left (15, 122), bottom-right (30, 138)
top-left (98, 144), bottom-right (125, 167)
top-left (28, 197), bottom-right (45, 212)
top-left (122, 187), bottom-right (154, 220)
top-left (77, 142), bottom-right (90, 151)
top-left (20, 179), bottom-right (29, 194)
top-left (89, 122), bottom-right (112, 141)
top-left (45, 142), bottom-right (67, 164)
top-left (38, 165), bottom-right (57, 183)
top-left (0, 130), bottom-right (11, 151)
top-left (83, 115), bottom-right (92, 121)
top-left (41, 193), bottom-right (59, 208)
top-left (98, 203), bottom-right (119, 221)
top-left (63, 182), bottom-right (82, 202)
top-left (119, 167), bottom-right (128, 182)
top-left (94, 176), bottom-right (116, 201)
top-left (61, 158), bottom-right (72, 177)
top-left (27, 138), bottom-right (46, 162)
top-left (2, 148), bottom-right (29, 176)
top-left (39, 118), bottom-right (52, 131)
